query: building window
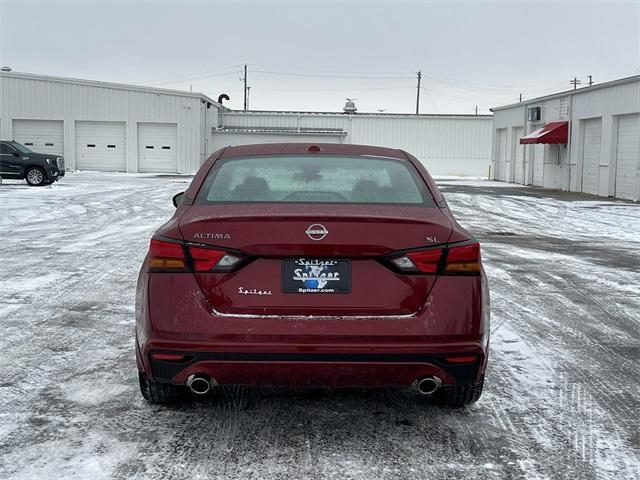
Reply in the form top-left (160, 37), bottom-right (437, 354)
top-left (528, 107), bottom-right (541, 122)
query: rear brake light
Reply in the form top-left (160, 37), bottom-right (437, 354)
top-left (148, 239), bottom-right (186, 270)
top-left (387, 242), bottom-right (481, 275)
top-left (188, 245), bottom-right (243, 272)
top-left (147, 239), bottom-right (245, 272)
top-left (444, 243), bottom-right (481, 274)
top-left (390, 249), bottom-right (443, 273)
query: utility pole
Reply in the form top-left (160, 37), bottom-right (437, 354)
top-left (243, 64), bottom-right (248, 111)
top-left (246, 86), bottom-right (251, 110)
top-left (475, 105), bottom-right (478, 115)
top-left (570, 77), bottom-right (581, 90)
top-left (416, 70), bottom-right (422, 115)
top-left (519, 93), bottom-right (523, 103)
top-left (587, 75), bottom-right (593, 86)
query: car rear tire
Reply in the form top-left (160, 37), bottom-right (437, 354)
top-left (25, 167), bottom-right (47, 186)
top-left (432, 375), bottom-right (484, 407)
top-left (138, 372), bottom-right (187, 404)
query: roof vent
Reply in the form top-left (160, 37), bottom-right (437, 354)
top-left (308, 145), bottom-right (322, 152)
top-left (0, 66), bottom-right (12, 72)
top-left (343, 98), bottom-right (357, 114)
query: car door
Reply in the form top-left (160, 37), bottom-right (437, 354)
top-left (0, 142), bottom-right (24, 178)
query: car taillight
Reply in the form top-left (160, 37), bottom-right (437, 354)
top-left (147, 239), bottom-right (244, 272)
top-left (388, 242), bottom-right (481, 275)
top-left (443, 243), bottom-right (481, 274)
top-left (390, 249), bottom-right (442, 273)
top-left (148, 239), bottom-right (187, 270)
top-left (188, 245), bottom-right (243, 272)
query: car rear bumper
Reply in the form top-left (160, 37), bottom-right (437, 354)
top-left (139, 340), bottom-right (487, 387)
top-left (136, 271), bottom-right (490, 388)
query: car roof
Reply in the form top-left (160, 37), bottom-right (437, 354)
top-left (219, 143), bottom-right (408, 160)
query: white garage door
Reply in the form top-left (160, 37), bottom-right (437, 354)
top-left (495, 129), bottom-right (507, 181)
top-left (13, 119), bottom-right (64, 156)
top-left (76, 121), bottom-right (126, 171)
top-left (614, 114), bottom-right (640, 200)
top-left (581, 118), bottom-right (602, 195)
top-left (138, 123), bottom-right (178, 173)
top-left (513, 127), bottom-right (525, 184)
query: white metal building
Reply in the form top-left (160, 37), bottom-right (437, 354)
top-left (1, 70), bottom-right (493, 176)
top-left (212, 111), bottom-right (493, 176)
top-left (0, 71), bottom-right (223, 174)
top-left (490, 75), bottom-right (640, 201)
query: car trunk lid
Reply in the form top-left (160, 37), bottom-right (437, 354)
top-left (179, 204), bottom-right (453, 316)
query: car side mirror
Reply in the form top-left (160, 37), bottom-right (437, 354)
top-left (172, 191), bottom-right (185, 208)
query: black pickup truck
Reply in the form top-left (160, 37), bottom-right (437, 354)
top-left (0, 140), bottom-right (65, 186)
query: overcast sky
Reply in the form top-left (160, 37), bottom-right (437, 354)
top-left (0, 0), bottom-right (638, 114)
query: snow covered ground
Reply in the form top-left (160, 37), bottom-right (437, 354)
top-left (0, 173), bottom-right (639, 479)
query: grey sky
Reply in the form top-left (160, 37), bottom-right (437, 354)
top-left (1, 0), bottom-right (638, 113)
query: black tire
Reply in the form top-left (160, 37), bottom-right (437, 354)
top-left (432, 375), bottom-right (484, 407)
top-left (25, 167), bottom-right (47, 186)
top-left (138, 371), bottom-right (187, 404)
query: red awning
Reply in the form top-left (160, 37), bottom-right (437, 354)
top-left (520, 121), bottom-right (568, 144)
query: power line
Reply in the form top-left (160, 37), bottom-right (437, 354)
top-left (253, 85), bottom-right (416, 92)
top-left (419, 71), bottom-right (571, 90)
top-left (248, 63), bottom-right (415, 75)
top-left (250, 63), bottom-right (573, 90)
top-left (250, 69), bottom-right (413, 80)
top-left (143, 65), bottom-right (244, 85)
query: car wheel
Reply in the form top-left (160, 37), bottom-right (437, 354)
top-left (138, 371), bottom-right (187, 404)
top-left (25, 167), bottom-right (47, 186)
top-left (432, 375), bottom-right (484, 407)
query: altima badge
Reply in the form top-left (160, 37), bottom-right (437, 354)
top-left (305, 224), bottom-right (328, 241)
top-left (193, 233), bottom-right (231, 240)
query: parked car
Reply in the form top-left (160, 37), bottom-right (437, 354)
top-left (0, 140), bottom-right (65, 186)
top-left (136, 143), bottom-right (489, 406)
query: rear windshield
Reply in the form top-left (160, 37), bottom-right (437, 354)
top-left (196, 155), bottom-right (433, 206)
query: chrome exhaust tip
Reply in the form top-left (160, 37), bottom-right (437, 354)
top-left (415, 376), bottom-right (443, 395)
top-left (186, 374), bottom-right (215, 395)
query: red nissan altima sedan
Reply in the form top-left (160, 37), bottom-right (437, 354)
top-left (135, 143), bottom-right (489, 406)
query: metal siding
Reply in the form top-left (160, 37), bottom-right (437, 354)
top-left (614, 114), bottom-right (640, 200)
top-left (211, 131), bottom-right (343, 150)
top-left (570, 81), bottom-right (639, 196)
top-left (493, 79), bottom-right (639, 199)
top-left (581, 118), bottom-right (603, 195)
top-left (219, 112), bottom-right (492, 176)
top-left (0, 74), bottom-right (209, 173)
